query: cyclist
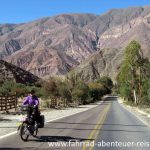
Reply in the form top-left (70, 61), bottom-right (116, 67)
top-left (23, 90), bottom-right (39, 124)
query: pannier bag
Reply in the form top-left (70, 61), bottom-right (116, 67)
top-left (38, 115), bottom-right (45, 128)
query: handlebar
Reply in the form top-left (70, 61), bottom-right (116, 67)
top-left (19, 105), bottom-right (36, 112)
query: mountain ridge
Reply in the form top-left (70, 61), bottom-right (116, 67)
top-left (0, 6), bottom-right (150, 80)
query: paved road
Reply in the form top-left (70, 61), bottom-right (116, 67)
top-left (94, 97), bottom-right (150, 150)
top-left (0, 97), bottom-right (149, 150)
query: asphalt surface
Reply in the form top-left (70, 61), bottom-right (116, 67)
top-left (0, 96), bottom-right (149, 150)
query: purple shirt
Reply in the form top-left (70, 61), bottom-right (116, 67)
top-left (23, 95), bottom-right (39, 107)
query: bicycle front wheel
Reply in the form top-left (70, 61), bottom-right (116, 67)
top-left (20, 122), bottom-right (29, 141)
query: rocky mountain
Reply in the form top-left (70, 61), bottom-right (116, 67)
top-left (73, 48), bottom-right (124, 82)
top-left (74, 6), bottom-right (150, 81)
top-left (0, 14), bottom-right (98, 77)
top-left (0, 6), bottom-right (150, 80)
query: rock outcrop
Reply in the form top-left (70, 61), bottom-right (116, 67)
top-left (0, 60), bottom-right (39, 84)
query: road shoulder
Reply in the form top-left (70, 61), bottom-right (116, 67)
top-left (118, 97), bottom-right (150, 127)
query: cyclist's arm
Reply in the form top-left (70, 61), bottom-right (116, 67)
top-left (34, 98), bottom-right (39, 107)
top-left (23, 96), bottom-right (29, 105)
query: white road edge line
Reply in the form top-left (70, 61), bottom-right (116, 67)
top-left (118, 100), bottom-right (150, 128)
top-left (0, 131), bottom-right (17, 140)
top-left (0, 101), bottom-right (104, 140)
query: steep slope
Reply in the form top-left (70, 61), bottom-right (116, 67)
top-left (75, 6), bottom-right (150, 81)
top-left (0, 7), bottom-right (150, 79)
top-left (73, 48), bottom-right (124, 82)
top-left (98, 7), bottom-right (150, 58)
top-left (0, 14), bottom-right (97, 77)
top-left (84, 6), bottom-right (150, 36)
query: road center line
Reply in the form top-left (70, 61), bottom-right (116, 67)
top-left (82, 103), bottom-right (111, 150)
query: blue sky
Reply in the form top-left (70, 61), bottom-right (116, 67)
top-left (0, 0), bottom-right (150, 23)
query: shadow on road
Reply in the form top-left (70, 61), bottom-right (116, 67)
top-left (0, 117), bottom-right (12, 122)
top-left (104, 98), bottom-right (117, 102)
top-left (0, 136), bottom-right (94, 150)
top-left (30, 135), bottom-right (94, 142)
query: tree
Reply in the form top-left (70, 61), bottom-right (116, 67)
top-left (117, 63), bottom-right (133, 100)
top-left (119, 83), bottom-right (132, 101)
top-left (117, 40), bottom-right (150, 105)
top-left (89, 82), bottom-right (103, 101)
top-left (55, 79), bottom-right (72, 103)
top-left (125, 41), bottom-right (142, 104)
top-left (141, 79), bottom-right (150, 105)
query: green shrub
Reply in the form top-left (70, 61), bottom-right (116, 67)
top-left (89, 82), bottom-right (105, 101)
top-left (141, 79), bottom-right (150, 105)
top-left (42, 77), bottom-right (59, 98)
top-left (0, 80), bottom-right (16, 96)
top-left (72, 81), bottom-right (90, 104)
top-left (56, 79), bottom-right (72, 103)
top-left (97, 76), bottom-right (113, 89)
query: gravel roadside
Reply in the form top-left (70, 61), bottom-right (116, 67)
top-left (118, 97), bottom-right (150, 127)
